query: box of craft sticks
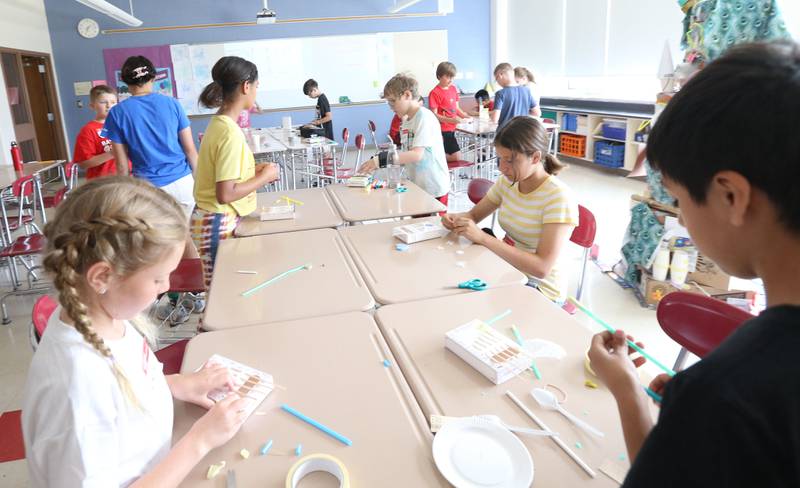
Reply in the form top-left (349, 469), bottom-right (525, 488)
top-left (260, 204), bottom-right (295, 221)
top-left (445, 319), bottom-right (533, 384)
top-left (392, 221), bottom-right (449, 244)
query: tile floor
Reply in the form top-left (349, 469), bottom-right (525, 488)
top-left (0, 160), bottom-right (689, 485)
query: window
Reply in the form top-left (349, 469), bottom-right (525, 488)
top-left (499, 0), bottom-right (684, 102)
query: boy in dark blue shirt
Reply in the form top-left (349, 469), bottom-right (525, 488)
top-left (588, 41), bottom-right (800, 487)
top-left (490, 63), bottom-right (540, 128)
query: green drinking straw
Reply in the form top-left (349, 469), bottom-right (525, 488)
top-left (241, 263), bottom-right (312, 297)
top-left (568, 297), bottom-right (676, 377)
top-left (510, 325), bottom-right (543, 380)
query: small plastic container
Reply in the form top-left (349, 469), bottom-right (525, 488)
top-left (594, 140), bottom-right (625, 168)
top-left (601, 118), bottom-right (626, 140)
top-left (562, 113), bottom-right (578, 132)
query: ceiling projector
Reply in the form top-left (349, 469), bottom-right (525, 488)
top-left (257, 0), bottom-right (276, 24)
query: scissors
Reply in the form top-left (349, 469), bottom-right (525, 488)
top-left (450, 278), bottom-right (487, 291)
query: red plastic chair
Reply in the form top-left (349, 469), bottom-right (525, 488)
top-left (467, 178), bottom-right (496, 228)
top-left (28, 294), bottom-right (188, 373)
top-left (321, 128), bottom-right (351, 183)
top-left (43, 162), bottom-right (77, 209)
top-left (570, 205), bottom-right (597, 301)
top-left (657, 291), bottom-right (752, 371)
top-left (29, 295), bottom-right (58, 350)
top-left (169, 258), bottom-right (205, 293)
top-left (367, 120), bottom-right (378, 148)
top-left (447, 159), bottom-right (476, 194)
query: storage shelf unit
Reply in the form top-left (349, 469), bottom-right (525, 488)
top-left (542, 107), bottom-right (650, 171)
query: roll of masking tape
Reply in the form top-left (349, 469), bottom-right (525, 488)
top-left (285, 454), bottom-right (350, 488)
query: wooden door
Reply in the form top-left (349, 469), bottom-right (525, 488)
top-left (22, 56), bottom-right (59, 160)
top-left (1, 49), bottom-right (67, 162)
top-left (1, 51), bottom-right (38, 161)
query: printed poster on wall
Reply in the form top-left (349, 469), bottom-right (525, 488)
top-left (102, 45), bottom-right (177, 100)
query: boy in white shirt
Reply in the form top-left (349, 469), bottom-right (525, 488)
top-left (358, 74), bottom-right (450, 205)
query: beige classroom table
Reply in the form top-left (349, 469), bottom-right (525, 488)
top-left (326, 180), bottom-right (446, 224)
top-left (376, 285), bottom-right (653, 487)
top-left (174, 312), bottom-right (447, 487)
top-left (234, 188), bottom-right (343, 237)
top-left (203, 228), bottom-right (374, 330)
top-left (338, 216), bottom-right (528, 304)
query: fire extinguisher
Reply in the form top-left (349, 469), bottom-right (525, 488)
top-left (10, 141), bottom-right (22, 172)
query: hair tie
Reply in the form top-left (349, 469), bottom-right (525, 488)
top-left (132, 66), bottom-right (150, 79)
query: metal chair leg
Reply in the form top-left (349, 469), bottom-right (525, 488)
top-left (575, 247), bottom-right (589, 301)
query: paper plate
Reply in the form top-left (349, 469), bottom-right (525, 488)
top-left (432, 417), bottom-right (534, 488)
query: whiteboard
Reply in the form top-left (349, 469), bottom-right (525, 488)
top-left (170, 30), bottom-right (448, 116)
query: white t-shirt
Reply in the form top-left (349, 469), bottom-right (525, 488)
top-left (22, 307), bottom-right (173, 487)
top-left (400, 106), bottom-right (450, 198)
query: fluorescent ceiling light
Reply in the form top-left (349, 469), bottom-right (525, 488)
top-left (75, 0), bottom-right (143, 27)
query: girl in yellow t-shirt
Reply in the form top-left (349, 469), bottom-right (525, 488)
top-left (192, 56), bottom-right (279, 289)
top-left (441, 116), bottom-right (578, 303)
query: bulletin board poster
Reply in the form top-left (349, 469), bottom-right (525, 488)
top-left (102, 45), bottom-right (177, 100)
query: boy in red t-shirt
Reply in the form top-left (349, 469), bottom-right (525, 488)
top-left (428, 61), bottom-right (470, 162)
top-left (72, 85), bottom-right (130, 179)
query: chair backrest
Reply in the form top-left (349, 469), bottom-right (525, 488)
top-left (64, 161), bottom-right (78, 189)
top-left (354, 134), bottom-right (366, 168)
top-left (52, 186), bottom-right (69, 208)
top-left (12, 175), bottom-right (35, 199)
top-left (367, 120), bottom-right (378, 147)
top-left (657, 291), bottom-right (752, 358)
top-left (570, 205), bottom-right (596, 249)
top-left (32, 295), bottom-right (58, 340)
top-left (339, 128), bottom-right (350, 162)
top-left (542, 118), bottom-right (556, 125)
top-left (341, 128), bottom-right (350, 144)
top-left (467, 178), bottom-right (493, 205)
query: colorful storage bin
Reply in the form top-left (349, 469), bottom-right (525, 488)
top-left (559, 134), bottom-right (586, 158)
top-left (594, 140), bottom-right (625, 168)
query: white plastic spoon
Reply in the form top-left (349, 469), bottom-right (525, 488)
top-left (530, 388), bottom-right (605, 438)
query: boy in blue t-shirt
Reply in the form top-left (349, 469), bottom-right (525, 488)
top-left (490, 63), bottom-right (540, 128)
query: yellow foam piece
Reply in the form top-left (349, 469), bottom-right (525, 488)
top-left (206, 461), bottom-right (226, 479)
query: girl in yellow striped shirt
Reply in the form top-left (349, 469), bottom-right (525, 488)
top-left (442, 116), bottom-right (578, 303)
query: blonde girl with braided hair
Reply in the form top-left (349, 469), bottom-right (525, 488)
top-left (22, 176), bottom-right (250, 487)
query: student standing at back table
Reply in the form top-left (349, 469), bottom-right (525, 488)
top-left (514, 66), bottom-right (541, 108)
top-left (104, 56), bottom-right (198, 216)
top-left (104, 55), bottom-right (202, 323)
top-left (358, 74), bottom-right (450, 206)
top-left (491, 63), bottom-right (541, 127)
top-left (302, 78), bottom-right (334, 141)
top-left (429, 61), bottom-right (471, 162)
top-left (192, 56), bottom-right (280, 289)
top-left (72, 85), bottom-right (131, 179)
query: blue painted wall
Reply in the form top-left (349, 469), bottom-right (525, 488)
top-left (43, 0), bottom-right (491, 153)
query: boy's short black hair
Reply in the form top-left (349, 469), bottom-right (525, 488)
top-left (120, 55), bottom-right (156, 86)
top-left (303, 78), bottom-right (318, 96)
top-left (647, 41), bottom-right (800, 232)
top-left (474, 89), bottom-right (490, 102)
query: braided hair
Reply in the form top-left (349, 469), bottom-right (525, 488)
top-left (42, 176), bottom-right (188, 408)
